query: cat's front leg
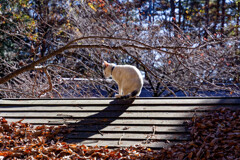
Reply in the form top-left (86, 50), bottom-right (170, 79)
top-left (115, 84), bottom-right (122, 98)
top-left (115, 92), bottom-right (122, 98)
top-left (115, 94), bottom-right (122, 98)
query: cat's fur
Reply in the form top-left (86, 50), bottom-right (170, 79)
top-left (103, 61), bottom-right (143, 99)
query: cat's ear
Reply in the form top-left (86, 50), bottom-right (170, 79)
top-left (103, 61), bottom-right (109, 67)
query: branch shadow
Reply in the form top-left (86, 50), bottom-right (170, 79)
top-left (64, 98), bottom-right (135, 144)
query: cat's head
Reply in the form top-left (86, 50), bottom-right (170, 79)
top-left (103, 61), bottom-right (113, 78)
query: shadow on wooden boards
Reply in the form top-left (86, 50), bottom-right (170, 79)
top-left (65, 98), bottom-right (135, 144)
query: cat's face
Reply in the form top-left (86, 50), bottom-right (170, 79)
top-left (103, 61), bottom-right (111, 78)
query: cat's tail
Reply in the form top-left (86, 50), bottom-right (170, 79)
top-left (120, 90), bottom-right (140, 99)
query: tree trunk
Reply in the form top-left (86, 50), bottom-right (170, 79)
top-left (178, 0), bottom-right (182, 28)
top-left (236, 2), bottom-right (240, 55)
top-left (204, 0), bottom-right (209, 38)
top-left (221, 0), bottom-right (225, 35)
top-left (213, 0), bottom-right (220, 34)
top-left (170, 0), bottom-right (176, 35)
top-left (170, 0), bottom-right (176, 23)
top-left (237, 2), bottom-right (240, 37)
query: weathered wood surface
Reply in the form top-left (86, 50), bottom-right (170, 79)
top-left (1, 97), bottom-right (240, 105)
top-left (0, 97), bottom-right (239, 149)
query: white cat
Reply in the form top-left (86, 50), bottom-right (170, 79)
top-left (103, 61), bottom-right (143, 99)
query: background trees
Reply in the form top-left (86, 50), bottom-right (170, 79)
top-left (0, 0), bottom-right (239, 98)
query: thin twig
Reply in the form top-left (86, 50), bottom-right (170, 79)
top-left (118, 133), bottom-right (125, 145)
top-left (37, 67), bottom-right (53, 98)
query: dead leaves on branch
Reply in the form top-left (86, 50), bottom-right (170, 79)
top-left (0, 108), bottom-right (239, 159)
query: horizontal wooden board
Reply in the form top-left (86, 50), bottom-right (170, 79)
top-left (1, 97), bottom-right (240, 105)
top-left (66, 133), bottom-right (190, 141)
top-left (69, 125), bottom-right (187, 133)
top-left (4, 118), bottom-right (188, 126)
top-left (0, 112), bottom-right (202, 118)
top-left (1, 105), bottom-right (239, 111)
top-left (66, 140), bottom-right (178, 149)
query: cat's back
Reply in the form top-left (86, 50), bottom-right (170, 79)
top-left (118, 64), bottom-right (143, 80)
top-left (119, 64), bottom-right (140, 73)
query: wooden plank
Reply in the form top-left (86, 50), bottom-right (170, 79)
top-left (66, 140), bottom-right (177, 149)
top-left (1, 98), bottom-right (240, 105)
top-left (69, 125), bottom-right (187, 133)
top-left (47, 119), bottom-right (188, 125)
top-left (67, 133), bottom-right (190, 141)
top-left (4, 118), bottom-right (188, 126)
top-left (1, 105), bottom-right (239, 111)
top-left (0, 112), bottom-right (203, 118)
